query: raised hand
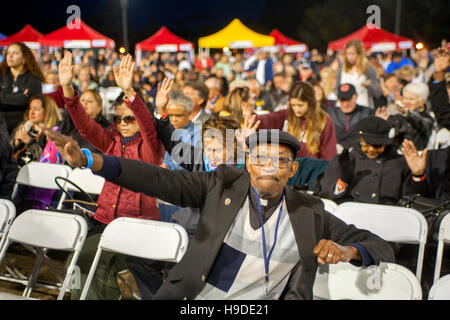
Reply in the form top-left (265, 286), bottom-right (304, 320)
top-left (375, 106), bottom-right (390, 121)
top-left (40, 125), bottom-right (86, 168)
top-left (58, 52), bottom-right (75, 87)
top-left (155, 78), bottom-right (174, 111)
top-left (235, 113), bottom-right (261, 150)
top-left (113, 54), bottom-right (135, 97)
top-left (401, 139), bottom-right (427, 176)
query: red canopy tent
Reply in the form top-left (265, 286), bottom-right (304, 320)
top-left (38, 19), bottom-right (115, 49)
top-left (328, 24), bottom-right (414, 52)
top-left (269, 29), bottom-right (308, 52)
top-left (135, 26), bottom-right (193, 52)
top-left (0, 25), bottom-right (44, 49)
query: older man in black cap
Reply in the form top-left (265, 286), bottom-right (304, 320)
top-left (327, 83), bottom-right (373, 150)
top-left (43, 127), bottom-right (395, 300)
top-left (317, 116), bottom-right (428, 205)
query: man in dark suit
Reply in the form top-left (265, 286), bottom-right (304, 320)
top-left (43, 127), bottom-right (395, 300)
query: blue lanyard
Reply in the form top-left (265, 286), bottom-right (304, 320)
top-left (251, 187), bottom-right (284, 294)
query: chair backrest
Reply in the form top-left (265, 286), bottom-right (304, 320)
top-left (321, 198), bottom-right (338, 214)
top-left (428, 274), bottom-right (450, 300)
top-left (64, 168), bottom-right (105, 195)
top-left (314, 262), bottom-right (422, 300)
top-left (332, 202), bottom-right (428, 281)
top-left (333, 202), bottom-right (427, 244)
top-left (100, 217), bottom-right (188, 262)
top-left (14, 162), bottom-right (72, 191)
top-left (433, 213), bottom-right (450, 283)
top-left (0, 200), bottom-right (16, 251)
top-left (80, 218), bottom-right (189, 300)
top-left (0, 210), bottom-right (88, 300)
top-left (3, 210), bottom-right (87, 251)
top-left (0, 199), bottom-right (15, 235)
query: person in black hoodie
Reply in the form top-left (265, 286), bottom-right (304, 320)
top-left (0, 42), bottom-right (43, 134)
top-left (317, 116), bottom-right (427, 205)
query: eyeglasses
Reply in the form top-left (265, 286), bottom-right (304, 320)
top-left (113, 115), bottom-right (136, 125)
top-left (249, 154), bottom-right (293, 169)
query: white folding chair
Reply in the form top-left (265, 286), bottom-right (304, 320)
top-left (0, 200), bottom-right (16, 252)
top-left (433, 213), bottom-right (450, 284)
top-left (313, 262), bottom-right (422, 300)
top-left (12, 162), bottom-right (72, 200)
top-left (56, 168), bottom-right (105, 210)
top-left (332, 202), bottom-right (428, 282)
top-left (321, 198), bottom-right (338, 214)
top-left (80, 217), bottom-right (189, 300)
top-left (6, 162), bottom-right (73, 287)
top-left (0, 210), bottom-right (88, 300)
top-left (428, 274), bottom-right (450, 300)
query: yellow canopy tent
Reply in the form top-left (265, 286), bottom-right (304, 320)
top-left (198, 18), bottom-right (275, 49)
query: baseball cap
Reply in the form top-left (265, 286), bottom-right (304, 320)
top-left (338, 83), bottom-right (357, 100)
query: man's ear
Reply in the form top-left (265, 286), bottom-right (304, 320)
top-left (289, 160), bottom-right (299, 178)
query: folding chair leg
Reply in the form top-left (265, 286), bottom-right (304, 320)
top-left (23, 249), bottom-right (45, 297)
top-left (80, 247), bottom-right (103, 300)
top-left (416, 244), bottom-right (426, 283)
top-left (433, 242), bottom-right (444, 284)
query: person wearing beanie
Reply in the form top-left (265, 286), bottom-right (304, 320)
top-left (316, 116), bottom-right (428, 205)
top-left (42, 127), bottom-right (395, 300)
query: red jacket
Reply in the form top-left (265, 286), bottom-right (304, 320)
top-left (255, 109), bottom-right (337, 160)
top-left (63, 93), bottom-right (163, 224)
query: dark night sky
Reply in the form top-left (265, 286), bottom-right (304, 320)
top-left (1, 0), bottom-right (449, 52)
top-left (1, 0), bottom-right (268, 46)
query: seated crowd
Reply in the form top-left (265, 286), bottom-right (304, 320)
top-left (0, 39), bottom-right (449, 300)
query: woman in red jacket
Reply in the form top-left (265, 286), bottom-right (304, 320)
top-left (58, 52), bottom-right (163, 300)
top-left (255, 81), bottom-right (337, 160)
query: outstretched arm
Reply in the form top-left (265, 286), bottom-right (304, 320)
top-left (114, 54), bottom-right (163, 162)
top-left (41, 126), bottom-right (215, 209)
top-left (59, 52), bottom-right (114, 152)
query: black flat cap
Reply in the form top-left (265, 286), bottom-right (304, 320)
top-left (338, 83), bottom-right (357, 100)
top-left (357, 116), bottom-right (392, 146)
top-left (246, 129), bottom-right (301, 157)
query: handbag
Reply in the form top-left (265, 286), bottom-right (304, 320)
top-left (47, 176), bottom-right (99, 232)
top-left (398, 194), bottom-right (450, 242)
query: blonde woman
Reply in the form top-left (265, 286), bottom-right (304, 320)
top-left (335, 40), bottom-right (381, 108)
top-left (222, 86), bottom-right (255, 126)
top-left (11, 94), bottom-right (61, 166)
top-left (319, 66), bottom-right (337, 102)
top-left (255, 81), bottom-right (337, 160)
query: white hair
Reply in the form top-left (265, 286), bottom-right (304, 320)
top-left (403, 82), bottom-right (429, 101)
top-left (168, 90), bottom-right (194, 113)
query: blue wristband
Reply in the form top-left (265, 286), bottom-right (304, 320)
top-left (81, 149), bottom-right (93, 169)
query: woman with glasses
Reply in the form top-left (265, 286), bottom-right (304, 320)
top-left (316, 116), bottom-right (427, 205)
top-left (57, 52), bottom-right (163, 300)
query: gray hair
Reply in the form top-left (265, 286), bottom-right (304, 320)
top-left (168, 90), bottom-right (194, 113)
top-left (403, 82), bottom-right (429, 101)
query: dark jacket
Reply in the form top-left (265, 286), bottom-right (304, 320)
top-left (327, 105), bottom-right (373, 149)
top-left (0, 133), bottom-right (18, 199)
top-left (387, 109), bottom-right (434, 151)
top-left (317, 144), bottom-right (428, 205)
top-left (109, 158), bottom-right (395, 300)
top-left (0, 71), bottom-right (42, 133)
top-left (429, 80), bottom-right (450, 130)
top-left (410, 146), bottom-right (450, 201)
